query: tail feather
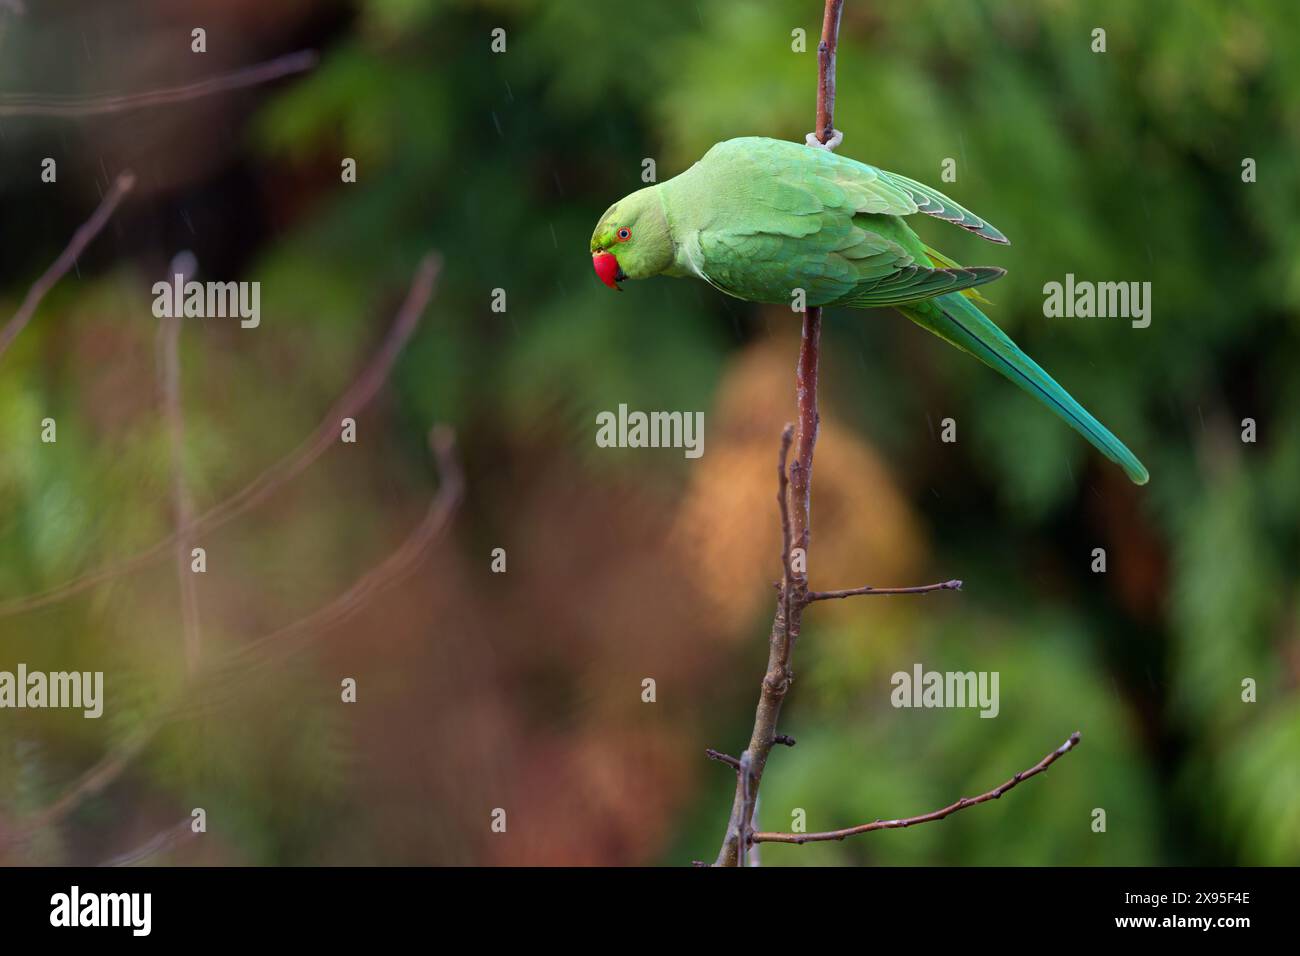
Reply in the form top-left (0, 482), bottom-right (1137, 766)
top-left (901, 293), bottom-right (1149, 485)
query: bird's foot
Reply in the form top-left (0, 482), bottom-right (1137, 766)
top-left (805, 128), bottom-right (843, 150)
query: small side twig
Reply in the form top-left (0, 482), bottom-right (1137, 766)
top-left (750, 732), bottom-right (1082, 846)
top-left (705, 749), bottom-right (741, 771)
top-left (806, 579), bottom-right (963, 602)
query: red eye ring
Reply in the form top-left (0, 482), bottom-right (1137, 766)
top-left (615, 227), bottom-right (632, 242)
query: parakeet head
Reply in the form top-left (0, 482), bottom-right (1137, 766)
top-left (590, 185), bottom-right (673, 290)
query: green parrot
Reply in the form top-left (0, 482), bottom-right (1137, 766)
top-left (590, 136), bottom-right (1148, 485)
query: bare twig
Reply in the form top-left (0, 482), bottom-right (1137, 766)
top-left (807, 579), bottom-right (963, 602)
top-left (751, 732), bottom-right (1082, 845)
top-left (0, 50), bottom-right (317, 117)
top-left (0, 171), bottom-right (135, 361)
top-left (705, 749), bottom-right (741, 771)
top-left (0, 254), bottom-right (442, 620)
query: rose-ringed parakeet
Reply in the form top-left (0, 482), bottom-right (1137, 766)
top-left (590, 136), bottom-right (1148, 485)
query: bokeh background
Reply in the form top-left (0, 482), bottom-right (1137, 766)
top-left (1, 0), bottom-right (1298, 866)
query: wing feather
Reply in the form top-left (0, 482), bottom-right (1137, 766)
top-left (681, 138), bottom-right (1009, 306)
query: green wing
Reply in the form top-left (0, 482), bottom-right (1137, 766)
top-left (678, 137), bottom-right (1008, 307)
top-left (870, 168), bottom-right (1009, 244)
top-left (688, 222), bottom-right (1003, 307)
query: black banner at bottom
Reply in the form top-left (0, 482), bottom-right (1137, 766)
top-left (0, 866), bottom-right (1281, 941)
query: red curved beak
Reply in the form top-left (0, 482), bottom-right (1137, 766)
top-left (592, 251), bottom-right (623, 290)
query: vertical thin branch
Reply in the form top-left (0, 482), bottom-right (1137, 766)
top-left (737, 751), bottom-right (755, 867)
top-left (788, 306), bottom-right (822, 619)
top-left (816, 0), bottom-right (844, 144)
top-left (713, 0), bottom-right (844, 868)
top-left (158, 253), bottom-right (201, 675)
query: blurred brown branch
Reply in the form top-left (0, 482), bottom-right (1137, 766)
top-left (751, 733), bottom-right (1082, 845)
top-left (99, 817), bottom-right (197, 867)
top-left (0, 255), bottom-right (443, 619)
top-left (0, 49), bottom-right (317, 117)
top-left (2, 727), bottom-right (155, 844)
top-left (158, 252), bottom-right (202, 677)
top-left (0, 171), bottom-right (135, 361)
top-left (0, 253), bottom-right (459, 857)
top-left (201, 424), bottom-right (463, 686)
top-left (1, 424), bottom-right (462, 852)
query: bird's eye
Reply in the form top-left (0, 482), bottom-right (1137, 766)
top-left (616, 227), bottom-right (632, 242)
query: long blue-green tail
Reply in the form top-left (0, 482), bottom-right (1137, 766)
top-left (900, 292), bottom-right (1149, 485)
